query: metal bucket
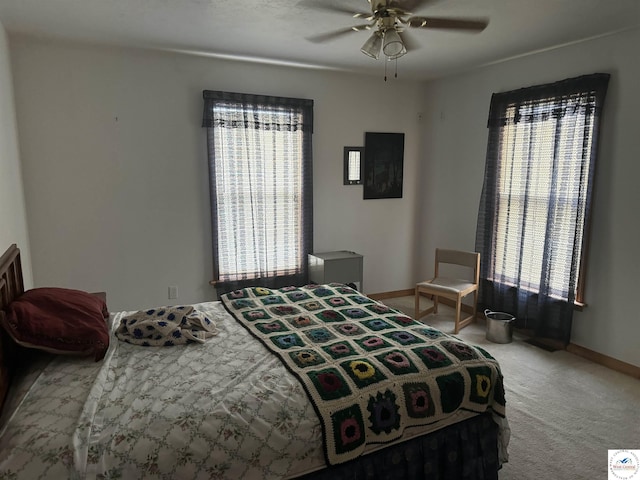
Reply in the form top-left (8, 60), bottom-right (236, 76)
top-left (485, 309), bottom-right (515, 344)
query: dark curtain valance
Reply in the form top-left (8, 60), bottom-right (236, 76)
top-left (487, 73), bottom-right (610, 127)
top-left (202, 90), bottom-right (314, 133)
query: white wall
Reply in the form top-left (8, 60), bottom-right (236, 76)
top-left (9, 36), bottom-right (424, 311)
top-left (419, 28), bottom-right (640, 367)
top-left (0, 21), bottom-right (31, 287)
top-left (10, 28), bottom-right (636, 367)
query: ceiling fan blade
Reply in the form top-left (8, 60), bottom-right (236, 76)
top-left (306, 24), bottom-right (372, 43)
top-left (388, 0), bottom-right (438, 13)
top-left (407, 16), bottom-right (488, 31)
top-left (397, 30), bottom-right (420, 52)
top-left (298, 0), bottom-right (371, 19)
top-left (352, 23), bottom-right (374, 32)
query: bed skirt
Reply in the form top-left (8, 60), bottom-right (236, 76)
top-left (298, 412), bottom-right (499, 480)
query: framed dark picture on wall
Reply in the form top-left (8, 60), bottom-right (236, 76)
top-left (363, 132), bottom-right (404, 199)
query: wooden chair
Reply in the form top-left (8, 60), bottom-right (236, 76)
top-left (415, 249), bottom-right (480, 334)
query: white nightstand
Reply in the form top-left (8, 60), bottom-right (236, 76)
top-left (308, 251), bottom-right (364, 292)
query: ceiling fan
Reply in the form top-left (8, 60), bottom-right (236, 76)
top-left (304, 0), bottom-right (488, 62)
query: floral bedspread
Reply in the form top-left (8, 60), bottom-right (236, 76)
top-left (222, 284), bottom-right (507, 466)
top-left (0, 302), bottom-right (326, 479)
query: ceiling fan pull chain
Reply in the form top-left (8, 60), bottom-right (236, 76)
top-left (384, 58), bottom-right (388, 81)
top-left (395, 57), bottom-right (398, 79)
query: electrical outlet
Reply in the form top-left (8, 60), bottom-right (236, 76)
top-left (168, 285), bottom-right (178, 300)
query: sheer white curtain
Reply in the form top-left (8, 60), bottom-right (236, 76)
top-left (202, 91), bottom-right (314, 294)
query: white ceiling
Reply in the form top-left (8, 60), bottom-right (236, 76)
top-left (0, 0), bottom-right (639, 80)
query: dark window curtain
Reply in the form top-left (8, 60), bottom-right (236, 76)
top-left (475, 74), bottom-right (609, 345)
top-left (202, 90), bottom-right (313, 295)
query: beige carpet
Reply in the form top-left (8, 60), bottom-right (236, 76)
top-left (382, 296), bottom-right (640, 480)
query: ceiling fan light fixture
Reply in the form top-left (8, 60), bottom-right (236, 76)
top-left (360, 31), bottom-right (383, 59)
top-left (386, 47), bottom-right (406, 60)
top-left (382, 28), bottom-right (405, 58)
top-left (386, 37), bottom-right (406, 60)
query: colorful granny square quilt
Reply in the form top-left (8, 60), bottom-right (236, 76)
top-left (222, 283), bottom-right (506, 465)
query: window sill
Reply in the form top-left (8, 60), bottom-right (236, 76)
top-left (489, 279), bottom-right (586, 311)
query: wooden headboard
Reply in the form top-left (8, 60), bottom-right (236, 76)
top-left (0, 244), bottom-right (24, 311)
top-left (0, 244), bottom-right (24, 413)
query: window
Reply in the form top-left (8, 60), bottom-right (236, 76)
top-left (476, 74), bottom-right (609, 343)
top-left (202, 91), bottom-right (313, 292)
top-left (492, 100), bottom-right (595, 301)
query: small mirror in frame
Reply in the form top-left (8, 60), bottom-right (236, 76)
top-left (343, 147), bottom-right (364, 185)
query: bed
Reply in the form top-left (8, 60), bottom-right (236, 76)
top-left (0, 244), bottom-right (509, 479)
